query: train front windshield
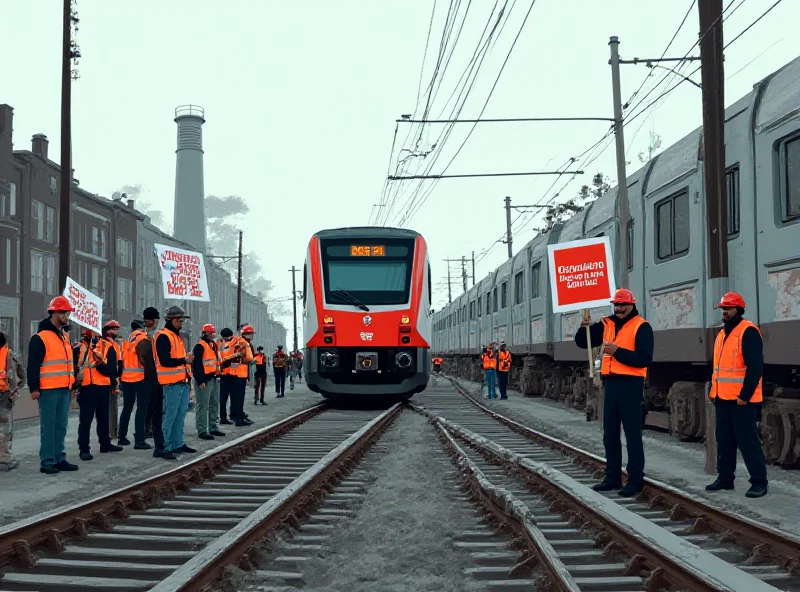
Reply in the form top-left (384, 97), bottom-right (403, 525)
top-left (321, 239), bottom-right (415, 306)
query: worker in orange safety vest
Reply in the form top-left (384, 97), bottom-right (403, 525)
top-left (705, 291), bottom-right (767, 499)
top-left (482, 344), bottom-right (497, 400)
top-left (497, 343), bottom-right (511, 400)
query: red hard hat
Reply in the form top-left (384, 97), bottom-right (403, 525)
top-left (202, 323), bottom-right (216, 333)
top-left (610, 288), bottom-right (636, 305)
top-left (48, 296), bottom-right (74, 313)
top-left (241, 324), bottom-right (255, 334)
top-left (715, 291), bottom-right (745, 309)
top-left (82, 329), bottom-right (93, 338)
top-left (103, 319), bottom-right (121, 330)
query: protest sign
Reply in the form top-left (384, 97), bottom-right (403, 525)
top-left (154, 243), bottom-right (211, 302)
top-left (63, 277), bottom-right (103, 334)
top-left (547, 236), bottom-right (616, 313)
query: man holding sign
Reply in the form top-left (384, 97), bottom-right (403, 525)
top-left (575, 288), bottom-right (653, 497)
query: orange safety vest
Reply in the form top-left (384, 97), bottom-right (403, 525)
top-left (600, 316), bottom-right (648, 378)
top-left (432, 357), bottom-right (443, 365)
top-left (0, 345), bottom-right (8, 391)
top-left (710, 319), bottom-right (763, 404)
top-left (82, 338), bottom-right (118, 387)
top-left (237, 339), bottom-right (254, 379)
top-left (220, 338), bottom-right (240, 376)
top-left (121, 330), bottom-right (147, 383)
top-left (198, 339), bottom-right (219, 377)
top-left (254, 352), bottom-right (267, 365)
top-left (154, 329), bottom-right (191, 386)
top-left (38, 329), bottom-right (75, 390)
top-left (482, 352), bottom-right (496, 370)
top-left (498, 350), bottom-right (511, 372)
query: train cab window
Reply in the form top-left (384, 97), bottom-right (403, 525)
top-left (530, 262), bottom-right (541, 298)
top-left (500, 282), bottom-right (508, 309)
top-left (427, 265), bottom-right (432, 306)
top-left (513, 271), bottom-right (524, 305)
top-left (656, 190), bottom-right (690, 261)
top-left (726, 166), bottom-right (740, 235)
top-left (492, 287), bottom-right (498, 312)
top-left (782, 136), bottom-right (800, 221)
top-left (627, 219), bottom-right (634, 271)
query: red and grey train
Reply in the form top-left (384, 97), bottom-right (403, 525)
top-left (302, 227), bottom-right (432, 399)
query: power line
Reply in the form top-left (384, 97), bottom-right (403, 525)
top-left (389, 169), bottom-right (583, 180)
top-left (395, 116), bottom-right (614, 123)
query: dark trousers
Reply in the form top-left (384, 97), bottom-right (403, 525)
top-left (602, 379), bottom-right (645, 486)
top-left (118, 381), bottom-right (153, 444)
top-left (77, 385), bottom-right (112, 452)
top-left (498, 371), bottom-right (509, 398)
top-left (231, 378), bottom-right (247, 422)
top-left (220, 376), bottom-right (236, 420)
top-left (274, 369), bottom-right (286, 395)
top-left (254, 373), bottom-right (267, 401)
top-left (149, 382), bottom-right (165, 450)
top-left (715, 399), bottom-right (768, 486)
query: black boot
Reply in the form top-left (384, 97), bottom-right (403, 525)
top-left (705, 479), bottom-right (734, 491)
top-left (745, 484), bottom-right (768, 498)
top-left (592, 478), bottom-right (622, 492)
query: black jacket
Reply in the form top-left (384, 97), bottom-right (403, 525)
top-left (27, 317), bottom-right (72, 392)
top-left (719, 316), bottom-right (763, 402)
top-left (192, 340), bottom-right (218, 385)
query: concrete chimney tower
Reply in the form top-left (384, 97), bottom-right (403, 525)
top-left (173, 105), bottom-right (206, 252)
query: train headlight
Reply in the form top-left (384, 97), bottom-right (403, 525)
top-left (395, 351), bottom-right (413, 369)
top-left (320, 351), bottom-right (339, 369)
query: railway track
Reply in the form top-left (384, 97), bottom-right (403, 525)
top-left (0, 403), bottom-right (401, 591)
top-left (415, 376), bottom-right (800, 591)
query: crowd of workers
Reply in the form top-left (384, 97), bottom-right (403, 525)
top-left (434, 289), bottom-right (769, 500)
top-left (0, 297), bottom-right (303, 474)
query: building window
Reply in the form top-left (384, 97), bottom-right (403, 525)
top-left (116, 237), bottom-right (133, 268)
top-left (31, 250), bottom-right (56, 294)
top-left (117, 277), bottom-right (133, 311)
top-left (513, 271), bottom-right (524, 305)
top-left (656, 190), bottom-right (690, 260)
top-left (49, 176), bottom-right (57, 195)
top-left (782, 136), bottom-right (800, 221)
top-left (9, 182), bottom-right (15, 217)
top-left (530, 262), bottom-right (541, 298)
top-left (500, 281), bottom-right (508, 309)
top-left (31, 200), bottom-right (56, 243)
top-left (726, 166), bottom-right (740, 235)
top-left (31, 320), bottom-right (39, 339)
top-left (627, 219), bottom-right (634, 271)
top-left (5, 238), bottom-right (11, 284)
top-left (92, 226), bottom-right (107, 259)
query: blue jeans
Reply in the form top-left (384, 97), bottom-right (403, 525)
top-left (484, 369), bottom-right (496, 399)
top-left (38, 388), bottom-right (72, 468)
top-left (162, 382), bottom-right (190, 452)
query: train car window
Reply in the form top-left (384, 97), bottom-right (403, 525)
top-left (514, 272), bottom-right (524, 305)
top-left (492, 287), bottom-right (498, 312)
top-left (530, 262), bottom-right (541, 298)
top-left (726, 166), bottom-right (740, 235)
top-left (500, 282), bottom-right (508, 309)
top-left (469, 300), bottom-right (476, 319)
top-left (627, 220), bottom-right (634, 271)
top-left (477, 298), bottom-right (482, 317)
top-left (656, 189), bottom-right (690, 261)
top-left (462, 305), bottom-right (466, 322)
top-left (485, 294), bottom-right (490, 315)
top-left (782, 136), bottom-right (800, 221)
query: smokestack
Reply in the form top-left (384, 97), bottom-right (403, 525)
top-left (32, 133), bottom-right (49, 158)
top-left (173, 105), bottom-right (206, 252)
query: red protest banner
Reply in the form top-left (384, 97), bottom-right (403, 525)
top-left (547, 237), bottom-right (616, 313)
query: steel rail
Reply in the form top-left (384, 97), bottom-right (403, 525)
top-left (432, 411), bottom-right (783, 592)
top-left (0, 403), bottom-right (327, 569)
top-left (448, 377), bottom-right (800, 576)
top-left (151, 402), bottom-right (403, 591)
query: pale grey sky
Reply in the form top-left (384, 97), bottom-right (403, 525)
top-left (3, 0), bottom-right (798, 323)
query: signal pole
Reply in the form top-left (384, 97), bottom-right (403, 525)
top-left (58, 0), bottom-right (74, 290)
top-left (236, 231), bottom-right (243, 329)
top-left (289, 265), bottom-right (299, 352)
top-left (461, 255), bottom-right (467, 291)
top-left (609, 36), bottom-right (630, 290)
top-left (446, 265), bottom-right (452, 303)
top-left (471, 251), bottom-right (475, 286)
top-left (504, 196), bottom-right (513, 259)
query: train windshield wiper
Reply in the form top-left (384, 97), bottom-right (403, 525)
top-left (330, 290), bottom-right (370, 312)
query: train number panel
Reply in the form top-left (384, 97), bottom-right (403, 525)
top-left (302, 227), bottom-right (432, 400)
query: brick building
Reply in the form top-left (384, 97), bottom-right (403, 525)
top-left (0, 102), bottom-right (286, 364)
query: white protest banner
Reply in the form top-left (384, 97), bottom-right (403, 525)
top-left (63, 277), bottom-right (103, 334)
top-left (154, 243), bottom-right (211, 301)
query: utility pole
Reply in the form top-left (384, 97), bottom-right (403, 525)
top-left (289, 265), bottom-right (299, 353)
top-left (471, 251), bottom-right (475, 286)
top-left (504, 196), bottom-right (513, 259)
top-left (236, 231), bottom-right (243, 330)
top-left (698, 0), bottom-right (728, 281)
top-left (609, 36), bottom-right (630, 290)
top-left (461, 255), bottom-right (467, 292)
top-left (446, 265), bottom-right (452, 303)
top-left (58, 0), bottom-right (73, 291)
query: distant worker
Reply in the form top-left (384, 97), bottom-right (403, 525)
top-left (0, 331), bottom-right (23, 471)
top-left (253, 346), bottom-right (267, 405)
top-left (117, 317), bottom-right (148, 448)
top-left (27, 297), bottom-right (80, 474)
top-left (706, 292), bottom-right (768, 499)
top-left (497, 343), bottom-right (511, 400)
top-left (432, 356), bottom-right (443, 373)
top-left (287, 352), bottom-right (296, 390)
top-left (482, 344), bottom-right (497, 400)
top-left (154, 306), bottom-right (195, 460)
top-left (192, 324), bottom-right (225, 440)
top-left (77, 319), bottom-right (124, 461)
top-left (296, 351), bottom-right (304, 383)
top-left (576, 288), bottom-right (653, 497)
top-left (273, 345), bottom-right (288, 397)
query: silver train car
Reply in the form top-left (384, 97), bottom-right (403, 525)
top-left (433, 55), bottom-right (800, 467)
